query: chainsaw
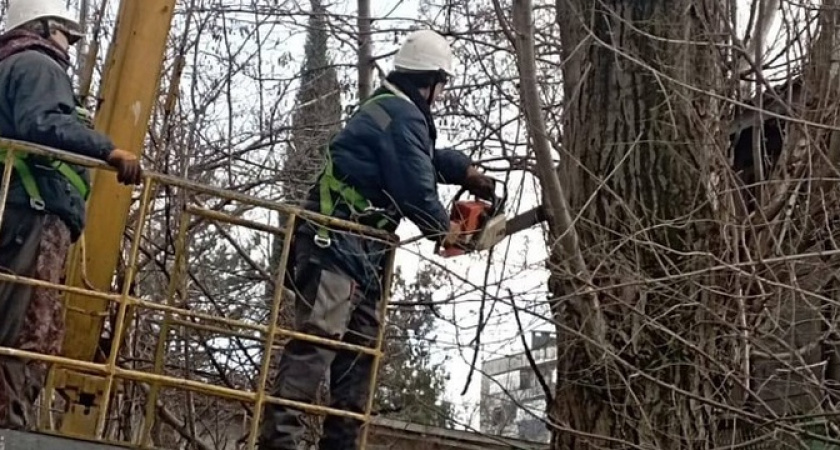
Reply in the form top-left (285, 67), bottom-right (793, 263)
top-left (439, 181), bottom-right (547, 258)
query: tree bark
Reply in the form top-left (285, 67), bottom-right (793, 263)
top-left (548, 1), bottom-right (731, 448)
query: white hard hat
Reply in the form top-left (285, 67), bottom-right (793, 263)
top-left (6, 0), bottom-right (82, 36)
top-left (394, 29), bottom-right (455, 77)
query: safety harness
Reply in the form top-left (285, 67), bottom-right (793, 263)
top-left (0, 106), bottom-right (93, 211)
top-left (0, 149), bottom-right (91, 211)
top-left (314, 92), bottom-right (400, 248)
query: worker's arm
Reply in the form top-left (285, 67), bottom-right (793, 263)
top-left (435, 147), bottom-right (496, 199)
top-left (433, 147), bottom-right (471, 185)
top-left (380, 113), bottom-right (451, 240)
top-left (9, 52), bottom-right (114, 161)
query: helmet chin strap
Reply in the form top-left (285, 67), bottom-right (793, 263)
top-left (39, 18), bottom-right (52, 40)
top-left (426, 70), bottom-right (448, 106)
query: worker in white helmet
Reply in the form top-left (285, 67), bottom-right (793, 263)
top-left (0, 0), bottom-right (142, 429)
top-left (258, 29), bottom-right (495, 450)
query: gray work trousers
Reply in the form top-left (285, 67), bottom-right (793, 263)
top-left (259, 238), bottom-right (383, 450)
top-left (0, 208), bottom-right (72, 430)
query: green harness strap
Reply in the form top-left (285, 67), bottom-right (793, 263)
top-left (315, 92), bottom-right (398, 247)
top-left (0, 149), bottom-right (91, 211)
top-left (0, 106), bottom-right (95, 211)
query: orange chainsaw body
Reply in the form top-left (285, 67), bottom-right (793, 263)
top-left (437, 181), bottom-right (547, 258)
top-left (442, 199), bottom-right (496, 257)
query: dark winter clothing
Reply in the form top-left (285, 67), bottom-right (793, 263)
top-left (296, 80), bottom-right (470, 290)
top-left (318, 81), bottom-right (470, 236)
top-left (259, 81), bottom-right (472, 450)
top-left (0, 209), bottom-right (71, 429)
top-left (0, 30), bottom-right (110, 430)
top-left (0, 30), bottom-right (71, 69)
top-left (260, 237), bottom-right (382, 450)
top-left (384, 71), bottom-right (440, 142)
top-left (0, 31), bottom-right (115, 240)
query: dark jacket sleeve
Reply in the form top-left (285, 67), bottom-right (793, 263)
top-left (379, 113), bottom-right (451, 241)
top-left (433, 147), bottom-right (471, 185)
top-left (9, 52), bottom-right (114, 160)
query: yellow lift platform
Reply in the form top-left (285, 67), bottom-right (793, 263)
top-left (0, 139), bottom-right (398, 449)
top-left (0, 0), bottom-right (399, 447)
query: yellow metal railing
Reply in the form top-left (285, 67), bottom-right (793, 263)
top-left (0, 139), bottom-right (398, 449)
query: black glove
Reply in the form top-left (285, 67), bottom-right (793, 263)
top-left (463, 166), bottom-right (496, 200)
top-left (106, 149), bottom-right (144, 185)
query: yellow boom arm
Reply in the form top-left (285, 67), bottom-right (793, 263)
top-left (57, 0), bottom-right (177, 438)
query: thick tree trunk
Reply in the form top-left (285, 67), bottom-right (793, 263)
top-left (549, 1), bottom-right (731, 448)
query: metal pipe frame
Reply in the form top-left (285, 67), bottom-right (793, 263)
top-left (0, 141), bottom-right (399, 449)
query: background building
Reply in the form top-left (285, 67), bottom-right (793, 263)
top-left (480, 331), bottom-right (557, 443)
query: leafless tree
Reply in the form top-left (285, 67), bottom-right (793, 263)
top-left (18, 0), bottom-right (840, 449)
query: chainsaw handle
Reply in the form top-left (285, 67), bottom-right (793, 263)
top-left (451, 178), bottom-right (507, 216)
top-left (450, 186), bottom-right (470, 206)
top-left (493, 179), bottom-right (508, 215)
top-left (439, 179), bottom-right (507, 259)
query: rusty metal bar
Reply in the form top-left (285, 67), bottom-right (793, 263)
top-left (186, 205), bottom-right (287, 236)
top-left (139, 201), bottom-right (191, 447)
top-left (164, 317), bottom-right (260, 343)
top-left (0, 270), bottom-right (121, 301)
top-left (0, 139), bottom-right (394, 243)
top-left (96, 179), bottom-right (155, 435)
top-left (246, 212), bottom-right (297, 448)
top-left (162, 317), bottom-right (369, 355)
top-left (359, 246), bottom-right (398, 449)
top-left (0, 346), bottom-right (368, 422)
top-left (0, 149), bottom-right (16, 236)
top-left (0, 268), bottom-right (381, 359)
top-left (0, 139), bottom-right (399, 448)
top-left (39, 361), bottom-right (56, 429)
top-left (133, 298), bottom-right (381, 356)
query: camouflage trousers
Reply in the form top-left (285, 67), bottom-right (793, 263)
top-left (259, 238), bottom-right (383, 450)
top-left (0, 209), bottom-right (71, 430)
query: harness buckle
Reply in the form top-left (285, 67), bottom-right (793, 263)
top-left (350, 205), bottom-right (386, 220)
top-left (363, 205), bottom-right (385, 214)
top-left (29, 198), bottom-right (46, 211)
top-left (313, 234), bottom-right (331, 248)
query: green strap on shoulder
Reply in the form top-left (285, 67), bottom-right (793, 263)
top-left (0, 105), bottom-right (94, 211)
top-left (0, 149), bottom-right (91, 212)
top-left (315, 92), bottom-right (397, 247)
top-left (53, 159), bottom-right (91, 200)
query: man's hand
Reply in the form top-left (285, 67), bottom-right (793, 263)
top-left (106, 149), bottom-right (143, 185)
top-left (463, 166), bottom-right (496, 200)
top-left (442, 221), bottom-right (463, 247)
